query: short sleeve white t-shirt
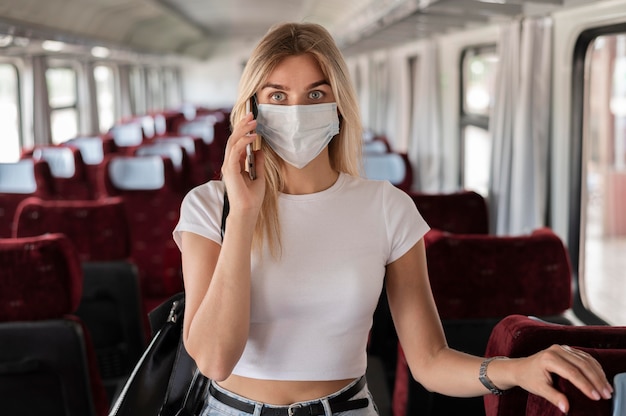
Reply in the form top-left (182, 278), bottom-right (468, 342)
top-left (173, 173), bottom-right (430, 381)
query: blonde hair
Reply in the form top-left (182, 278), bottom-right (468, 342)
top-left (230, 22), bottom-right (363, 256)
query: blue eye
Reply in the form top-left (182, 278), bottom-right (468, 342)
top-left (271, 92), bottom-right (286, 102)
top-left (309, 90), bottom-right (323, 100)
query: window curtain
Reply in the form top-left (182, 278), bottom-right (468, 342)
top-left (32, 55), bottom-right (51, 146)
top-left (368, 57), bottom-right (390, 136)
top-left (488, 17), bottom-right (552, 235)
top-left (409, 41), bottom-right (443, 192)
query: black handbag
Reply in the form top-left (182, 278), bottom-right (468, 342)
top-left (108, 292), bottom-right (209, 416)
top-left (109, 191), bottom-right (230, 416)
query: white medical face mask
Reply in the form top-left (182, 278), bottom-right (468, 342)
top-left (255, 102), bottom-right (340, 169)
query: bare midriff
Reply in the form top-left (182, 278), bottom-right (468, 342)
top-left (217, 375), bottom-right (357, 405)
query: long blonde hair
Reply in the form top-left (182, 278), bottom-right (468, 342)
top-left (230, 22), bottom-right (363, 256)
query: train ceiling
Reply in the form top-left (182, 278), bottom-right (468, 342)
top-left (0, 0), bottom-right (580, 59)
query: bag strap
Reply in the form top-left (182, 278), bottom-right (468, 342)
top-left (220, 190), bottom-right (230, 241)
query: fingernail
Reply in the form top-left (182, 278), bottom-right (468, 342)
top-left (591, 390), bottom-right (601, 400)
top-left (603, 388), bottom-right (613, 399)
top-left (558, 402), bottom-right (567, 414)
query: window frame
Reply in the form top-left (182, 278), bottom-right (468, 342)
top-left (459, 43), bottom-right (497, 190)
top-left (46, 62), bottom-right (80, 143)
top-left (570, 22), bottom-right (626, 325)
top-left (0, 60), bottom-right (23, 162)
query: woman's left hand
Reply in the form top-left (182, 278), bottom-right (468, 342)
top-left (506, 344), bottom-right (613, 413)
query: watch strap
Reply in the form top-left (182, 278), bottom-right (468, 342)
top-left (479, 356), bottom-right (507, 395)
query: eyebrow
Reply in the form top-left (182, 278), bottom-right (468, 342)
top-left (260, 80), bottom-right (330, 91)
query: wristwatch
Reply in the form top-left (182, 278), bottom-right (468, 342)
top-left (479, 356), bottom-right (506, 395)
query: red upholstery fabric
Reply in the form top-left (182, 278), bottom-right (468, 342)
top-left (0, 234), bottom-right (82, 321)
top-left (29, 146), bottom-right (95, 200)
top-left (425, 227), bottom-right (572, 320)
top-left (156, 109), bottom-right (187, 134)
top-left (134, 141), bottom-right (194, 191)
top-left (101, 155), bottom-right (185, 313)
top-left (408, 190), bottom-right (489, 234)
top-left (391, 228), bottom-right (574, 416)
top-left (484, 315), bottom-right (626, 416)
top-left (393, 346), bottom-right (410, 416)
top-left (63, 136), bottom-right (116, 199)
top-left (0, 160), bottom-right (55, 237)
top-left (0, 233), bottom-right (108, 415)
top-left (154, 135), bottom-right (212, 187)
top-left (526, 347), bottom-right (626, 415)
top-left (208, 115), bottom-right (231, 180)
top-left (13, 197), bottom-right (131, 262)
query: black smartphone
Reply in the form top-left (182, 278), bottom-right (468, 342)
top-left (245, 95), bottom-right (261, 180)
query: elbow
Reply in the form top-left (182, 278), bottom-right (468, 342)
top-left (184, 337), bottom-right (241, 381)
top-left (409, 369), bottom-right (436, 393)
top-left (194, 357), bottom-right (234, 381)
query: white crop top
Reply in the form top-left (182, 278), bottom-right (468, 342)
top-left (173, 173), bottom-right (429, 381)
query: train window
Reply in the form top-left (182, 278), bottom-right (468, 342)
top-left (46, 66), bottom-right (78, 143)
top-left (580, 33), bottom-right (626, 325)
top-left (147, 68), bottom-right (164, 111)
top-left (0, 63), bottom-right (20, 163)
top-left (460, 46), bottom-right (498, 196)
top-left (94, 64), bottom-right (116, 133)
top-left (163, 68), bottom-right (182, 108)
top-left (130, 66), bottom-right (146, 115)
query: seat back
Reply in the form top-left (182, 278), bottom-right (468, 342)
top-left (425, 227), bottom-right (572, 320)
top-left (13, 197), bottom-right (130, 262)
top-left (102, 155), bottom-right (185, 314)
top-left (13, 197), bottom-right (146, 397)
top-left (392, 228), bottom-right (573, 416)
top-left (363, 139), bottom-right (391, 154)
top-left (109, 122), bottom-right (144, 148)
top-left (362, 152), bottom-right (413, 192)
top-left (31, 146), bottom-right (95, 199)
top-left (485, 315), bottom-right (626, 416)
top-left (154, 135), bottom-right (211, 187)
top-left (64, 136), bottom-right (115, 198)
top-left (0, 234), bottom-right (108, 415)
top-left (65, 136), bottom-right (108, 166)
top-left (0, 159), bottom-right (55, 237)
top-left (135, 142), bottom-right (192, 190)
top-left (408, 190), bottom-right (489, 234)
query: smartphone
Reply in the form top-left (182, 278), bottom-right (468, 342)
top-left (245, 96), bottom-right (262, 180)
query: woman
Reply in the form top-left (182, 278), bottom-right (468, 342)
top-left (173, 22), bottom-right (612, 416)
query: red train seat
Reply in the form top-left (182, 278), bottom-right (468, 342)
top-left (0, 159), bottom-right (55, 237)
top-left (0, 234), bottom-right (109, 415)
top-left (408, 190), bottom-right (489, 234)
top-left (392, 228), bottom-right (573, 416)
top-left (485, 315), bottom-right (626, 416)
top-left (101, 155), bottom-right (185, 315)
top-left (13, 197), bottom-right (146, 399)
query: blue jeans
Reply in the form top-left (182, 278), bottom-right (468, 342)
top-left (201, 376), bottom-right (379, 416)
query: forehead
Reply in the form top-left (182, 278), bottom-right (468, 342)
top-left (266, 54), bottom-right (327, 86)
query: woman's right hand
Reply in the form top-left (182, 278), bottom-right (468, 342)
top-left (221, 112), bottom-right (266, 215)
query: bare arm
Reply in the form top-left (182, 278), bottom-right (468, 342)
top-left (387, 239), bottom-right (613, 413)
top-left (181, 112), bottom-right (265, 381)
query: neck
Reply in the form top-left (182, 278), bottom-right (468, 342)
top-left (281, 152), bottom-right (339, 195)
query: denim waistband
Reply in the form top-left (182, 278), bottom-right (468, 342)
top-left (208, 376), bottom-right (369, 416)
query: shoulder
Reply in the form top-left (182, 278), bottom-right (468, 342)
top-left (179, 180), bottom-right (225, 219)
top-left (342, 174), bottom-right (413, 205)
top-left (182, 180), bottom-right (224, 206)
